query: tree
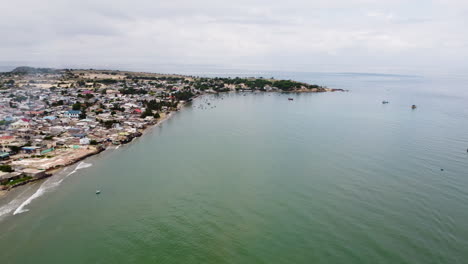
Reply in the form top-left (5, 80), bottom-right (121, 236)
top-left (72, 102), bottom-right (82, 110)
top-left (103, 120), bottom-right (118, 129)
top-left (9, 146), bottom-right (21, 153)
top-left (140, 108), bottom-right (154, 118)
top-left (0, 164), bottom-right (13, 172)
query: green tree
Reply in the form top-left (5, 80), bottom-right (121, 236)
top-left (72, 102), bottom-right (82, 110)
top-left (0, 164), bottom-right (13, 172)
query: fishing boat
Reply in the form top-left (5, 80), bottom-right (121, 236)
top-left (382, 101), bottom-right (389, 104)
top-left (288, 98), bottom-right (294, 101)
top-left (411, 105), bottom-right (417, 109)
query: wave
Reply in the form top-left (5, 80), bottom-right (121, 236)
top-left (12, 162), bottom-right (93, 215)
top-left (0, 187), bottom-right (32, 220)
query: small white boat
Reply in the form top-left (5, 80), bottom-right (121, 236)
top-left (96, 190), bottom-right (101, 194)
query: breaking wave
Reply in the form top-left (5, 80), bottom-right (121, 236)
top-left (12, 162), bottom-right (93, 215)
top-left (0, 187), bottom-right (32, 220)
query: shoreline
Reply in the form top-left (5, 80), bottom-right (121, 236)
top-left (0, 100), bottom-right (181, 199)
top-left (0, 86), bottom-right (343, 199)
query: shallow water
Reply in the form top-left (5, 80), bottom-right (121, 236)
top-left (0, 72), bottom-right (467, 263)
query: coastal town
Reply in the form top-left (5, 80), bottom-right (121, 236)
top-left (0, 67), bottom-right (343, 192)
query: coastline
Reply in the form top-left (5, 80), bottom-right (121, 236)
top-left (0, 100), bottom-right (181, 200)
top-left (0, 64), bottom-right (345, 199)
top-left (2, 87), bottom-right (345, 197)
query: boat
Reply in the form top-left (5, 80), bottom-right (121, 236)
top-left (288, 98), bottom-right (294, 101)
top-left (411, 105), bottom-right (417, 109)
top-left (382, 101), bottom-right (389, 104)
top-left (96, 190), bottom-right (101, 194)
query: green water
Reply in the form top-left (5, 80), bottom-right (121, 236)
top-left (1, 73), bottom-right (468, 263)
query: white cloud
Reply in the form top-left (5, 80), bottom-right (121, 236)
top-left (0, 0), bottom-right (467, 74)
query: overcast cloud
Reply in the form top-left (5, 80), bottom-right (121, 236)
top-left (1, 0), bottom-right (467, 74)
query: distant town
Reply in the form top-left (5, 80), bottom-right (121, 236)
top-left (0, 66), bottom-right (343, 191)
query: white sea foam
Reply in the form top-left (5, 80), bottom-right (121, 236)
top-left (13, 162), bottom-right (92, 215)
top-left (0, 187), bottom-right (32, 219)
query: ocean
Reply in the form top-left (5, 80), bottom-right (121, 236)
top-left (0, 71), bottom-right (467, 263)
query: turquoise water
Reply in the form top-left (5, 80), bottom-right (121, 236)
top-left (0, 72), bottom-right (468, 263)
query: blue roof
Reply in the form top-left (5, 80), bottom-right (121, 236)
top-left (43, 116), bottom-right (57, 120)
top-left (21, 147), bottom-right (37, 150)
top-left (66, 110), bottom-right (81, 114)
top-left (72, 133), bottom-right (87, 138)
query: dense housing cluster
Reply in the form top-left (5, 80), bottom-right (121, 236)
top-left (0, 67), bottom-right (337, 189)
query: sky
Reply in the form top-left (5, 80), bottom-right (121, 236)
top-left (1, 0), bottom-right (467, 75)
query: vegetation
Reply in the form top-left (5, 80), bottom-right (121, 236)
top-left (79, 112), bottom-right (87, 119)
top-left (72, 102), bottom-right (82, 110)
top-left (0, 164), bottom-right (14, 172)
top-left (173, 90), bottom-right (194, 101)
top-left (99, 119), bottom-right (120, 129)
top-left (5, 176), bottom-right (32, 186)
top-left (120, 87), bottom-right (147, 95)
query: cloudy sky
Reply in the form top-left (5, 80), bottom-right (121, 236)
top-left (1, 0), bottom-right (467, 74)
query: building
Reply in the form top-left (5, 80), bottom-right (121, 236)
top-left (64, 110), bottom-right (82, 118)
top-left (10, 120), bottom-right (30, 129)
top-left (79, 137), bottom-right (90, 145)
top-left (0, 152), bottom-right (10, 160)
top-left (21, 168), bottom-right (47, 179)
top-left (0, 172), bottom-right (21, 185)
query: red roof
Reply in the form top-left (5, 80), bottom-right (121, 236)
top-left (26, 111), bottom-right (43, 115)
top-left (82, 90), bottom-right (93, 94)
top-left (21, 118), bottom-right (30, 122)
top-left (133, 109), bottom-right (142, 113)
top-left (0, 136), bottom-right (14, 140)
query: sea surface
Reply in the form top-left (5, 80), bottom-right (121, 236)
top-left (0, 71), bottom-right (468, 263)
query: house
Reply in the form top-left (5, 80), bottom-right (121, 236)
top-left (0, 135), bottom-right (16, 145)
top-left (0, 152), bottom-right (10, 160)
top-left (43, 116), bottom-right (57, 121)
top-left (64, 110), bottom-right (81, 118)
top-left (72, 133), bottom-right (87, 139)
top-left (3, 116), bottom-right (14, 122)
top-left (0, 172), bottom-right (22, 185)
top-left (10, 119), bottom-right (30, 129)
top-left (21, 168), bottom-right (47, 179)
top-left (79, 137), bottom-right (90, 145)
top-left (21, 146), bottom-right (40, 154)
